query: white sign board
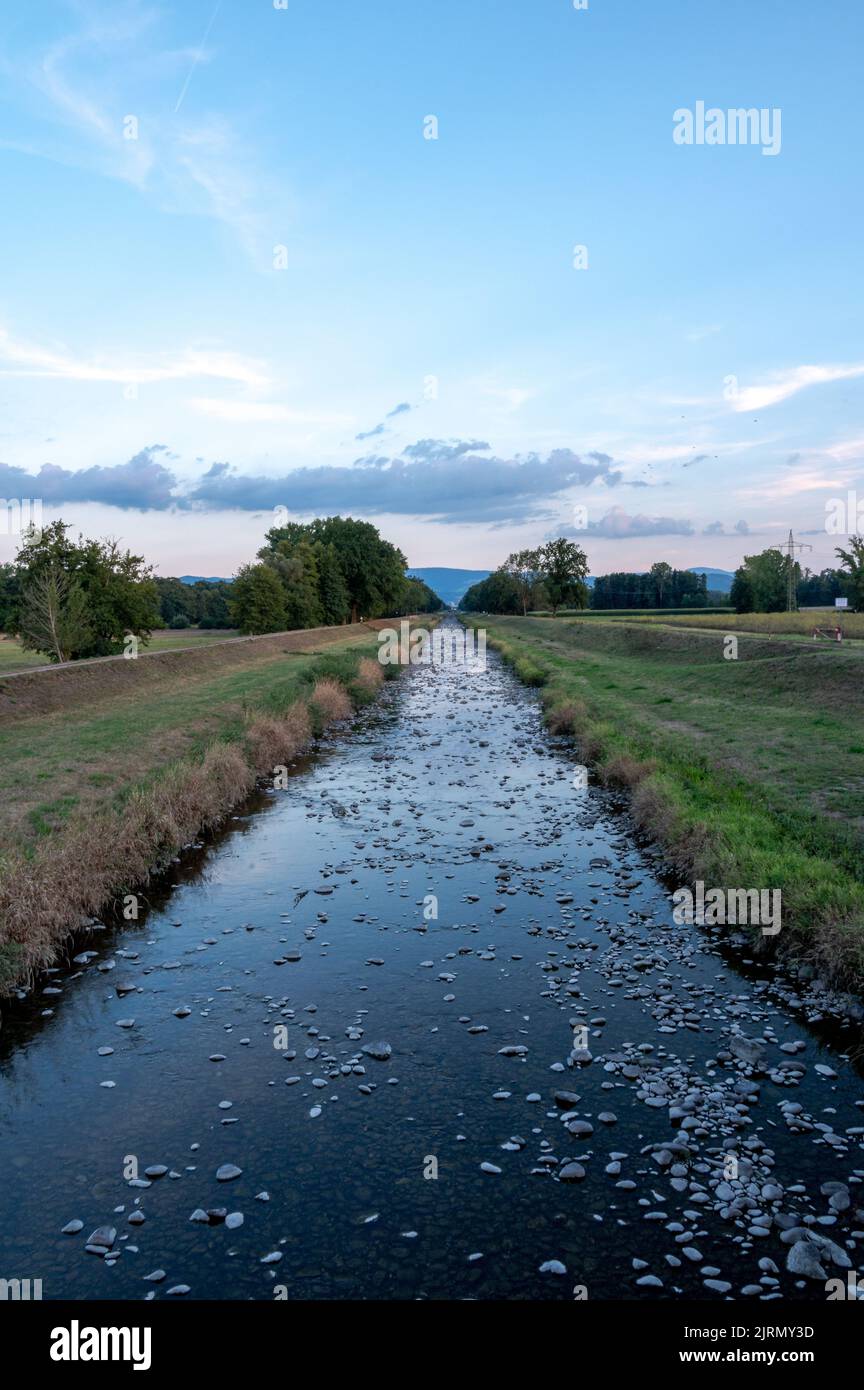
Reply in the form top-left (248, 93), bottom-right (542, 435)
top-left (835, 597), bottom-right (848, 609)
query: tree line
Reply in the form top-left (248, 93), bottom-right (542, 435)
top-left (591, 564), bottom-right (710, 609)
top-left (0, 515), bottom-right (443, 662)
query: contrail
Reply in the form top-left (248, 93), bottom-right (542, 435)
top-left (174, 0), bottom-right (223, 113)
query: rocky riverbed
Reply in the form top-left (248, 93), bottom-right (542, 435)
top-left (0, 625), bottom-right (862, 1300)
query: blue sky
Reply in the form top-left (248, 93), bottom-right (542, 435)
top-left (1, 0), bottom-right (862, 578)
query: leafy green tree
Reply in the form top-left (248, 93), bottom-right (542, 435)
top-left (315, 543), bottom-right (351, 624)
top-left (261, 517), bottom-right (406, 622)
top-left (538, 538), bottom-right (589, 615)
top-left (732, 548), bottom-right (792, 613)
top-left (650, 561), bottom-right (673, 607)
top-left (0, 563), bottom-right (21, 632)
top-left (835, 535), bottom-right (864, 612)
top-left (12, 520), bottom-right (159, 659)
top-left (730, 567), bottom-right (754, 613)
top-left (154, 576), bottom-right (196, 626)
top-left (504, 549), bottom-right (543, 616)
top-left (460, 570), bottom-right (521, 614)
top-left (196, 581), bottom-right (233, 628)
top-left (229, 564), bottom-right (288, 634)
top-left (19, 563), bottom-right (93, 663)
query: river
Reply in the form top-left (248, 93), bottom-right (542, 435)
top-left (1, 622), bottom-right (861, 1301)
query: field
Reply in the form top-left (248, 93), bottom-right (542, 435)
top-left (462, 613), bottom-right (864, 986)
top-left (0, 627), bottom-right (239, 674)
top-left (601, 610), bottom-right (864, 640)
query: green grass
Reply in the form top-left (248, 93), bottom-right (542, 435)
top-left (464, 613), bottom-right (864, 987)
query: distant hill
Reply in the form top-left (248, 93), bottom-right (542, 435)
top-left (179, 575), bottom-right (231, 586)
top-left (688, 567), bottom-right (735, 593)
top-left (408, 567), bottom-right (491, 606)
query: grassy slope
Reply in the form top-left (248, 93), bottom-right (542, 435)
top-left (0, 628), bottom-right (240, 674)
top-left (463, 614), bottom-right (864, 987)
top-left (0, 633), bottom-right (379, 854)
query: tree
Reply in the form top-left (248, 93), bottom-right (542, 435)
top-left (11, 520), bottom-right (159, 659)
top-left (19, 564), bottom-right (93, 663)
top-left (261, 517), bottom-right (406, 623)
top-left (730, 567), bottom-right (754, 613)
top-left (732, 548), bottom-right (791, 613)
top-left (650, 561), bottom-right (674, 608)
top-left (196, 580), bottom-right (233, 628)
top-left (836, 535), bottom-right (864, 612)
top-left (0, 563), bottom-right (21, 633)
top-left (504, 549), bottom-right (543, 616)
top-left (154, 576), bottom-right (196, 626)
top-left (264, 540), bottom-right (324, 629)
top-left (537, 538), bottom-right (589, 615)
top-left (229, 564), bottom-right (288, 634)
top-left (460, 570), bottom-right (521, 614)
top-left (315, 543), bottom-right (351, 624)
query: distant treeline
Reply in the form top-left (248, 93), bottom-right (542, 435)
top-left (591, 567), bottom-right (710, 609)
top-left (460, 542), bottom-right (864, 617)
top-left (154, 577), bottom-right (233, 628)
top-left (461, 556), bottom-right (712, 614)
top-left (0, 515), bottom-right (443, 662)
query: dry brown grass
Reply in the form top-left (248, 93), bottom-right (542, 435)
top-left (600, 753), bottom-right (656, 788)
top-left (310, 677), bottom-right (353, 725)
top-left (355, 656), bottom-right (385, 696)
top-left (0, 740), bottom-right (258, 989)
top-left (544, 698), bottom-right (588, 734)
top-left (246, 704), bottom-right (312, 774)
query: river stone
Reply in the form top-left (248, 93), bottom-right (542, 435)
top-left (215, 1164), bottom-right (242, 1182)
top-left (558, 1162), bottom-right (586, 1182)
top-left (363, 1042), bottom-right (392, 1061)
top-left (554, 1091), bottom-right (581, 1108)
top-left (86, 1226), bottom-right (116, 1248)
top-left (786, 1241), bottom-right (827, 1280)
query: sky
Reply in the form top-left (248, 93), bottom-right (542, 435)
top-left (0, 0), bottom-right (862, 579)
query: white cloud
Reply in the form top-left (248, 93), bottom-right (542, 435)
top-left (189, 398), bottom-right (350, 425)
top-left (730, 363), bottom-right (864, 413)
top-left (0, 325), bottom-right (268, 387)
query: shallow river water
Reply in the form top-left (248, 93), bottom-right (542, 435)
top-left (1, 626), bottom-right (862, 1301)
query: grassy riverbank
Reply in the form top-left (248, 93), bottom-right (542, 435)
top-left (0, 625), bottom-right (424, 993)
top-left (463, 613), bottom-right (864, 989)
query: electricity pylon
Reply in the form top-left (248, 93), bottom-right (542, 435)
top-left (785, 530), bottom-right (812, 612)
